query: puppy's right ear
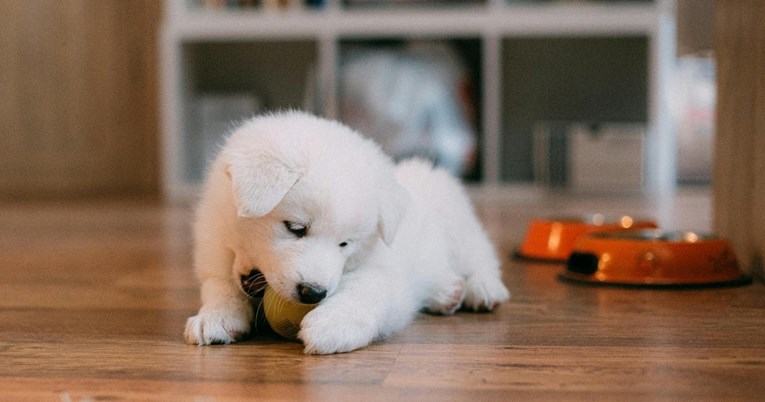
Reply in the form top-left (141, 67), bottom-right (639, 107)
top-left (226, 153), bottom-right (303, 218)
top-left (378, 180), bottom-right (411, 246)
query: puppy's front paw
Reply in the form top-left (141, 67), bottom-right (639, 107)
top-left (298, 307), bottom-right (376, 355)
top-left (184, 301), bottom-right (253, 345)
top-left (463, 274), bottom-right (510, 312)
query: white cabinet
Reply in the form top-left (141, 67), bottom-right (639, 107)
top-left (160, 0), bottom-right (676, 201)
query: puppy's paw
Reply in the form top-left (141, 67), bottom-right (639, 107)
top-left (184, 300), bottom-right (253, 345)
top-left (462, 274), bottom-right (510, 312)
top-left (424, 277), bottom-right (465, 315)
top-left (298, 307), bottom-right (376, 355)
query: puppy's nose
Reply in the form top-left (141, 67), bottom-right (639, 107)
top-left (296, 283), bottom-right (327, 304)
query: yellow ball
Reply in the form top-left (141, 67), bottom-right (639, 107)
top-left (263, 285), bottom-right (318, 341)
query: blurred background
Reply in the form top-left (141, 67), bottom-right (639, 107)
top-left (0, 0), bottom-right (714, 201)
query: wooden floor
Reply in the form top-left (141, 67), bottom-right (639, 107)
top-left (1, 191), bottom-right (764, 401)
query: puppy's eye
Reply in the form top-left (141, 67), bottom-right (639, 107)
top-left (284, 221), bottom-right (308, 238)
top-left (339, 241), bottom-right (349, 248)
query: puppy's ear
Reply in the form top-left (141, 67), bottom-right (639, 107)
top-left (378, 181), bottom-right (411, 246)
top-left (227, 153), bottom-right (303, 218)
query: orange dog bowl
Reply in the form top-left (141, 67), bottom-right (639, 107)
top-left (560, 230), bottom-right (751, 288)
top-left (517, 215), bottom-right (657, 262)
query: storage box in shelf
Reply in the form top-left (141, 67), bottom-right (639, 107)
top-left (185, 93), bottom-right (261, 184)
top-left (533, 122), bottom-right (645, 194)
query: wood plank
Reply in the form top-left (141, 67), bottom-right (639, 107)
top-left (713, 0), bottom-right (765, 279)
top-left (386, 344), bottom-right (765, 397)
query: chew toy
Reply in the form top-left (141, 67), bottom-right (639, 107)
top-left (263, 285), bottom-right (318, 341)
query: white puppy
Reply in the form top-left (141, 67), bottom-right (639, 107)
top-left (184, 111), bottom-right (509, 354)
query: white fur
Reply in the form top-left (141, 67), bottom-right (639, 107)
top-left (184, 111), bottom-right (509, 354)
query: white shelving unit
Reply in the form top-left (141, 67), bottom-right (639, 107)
top-left (160, 0), bottom-right (677, 202)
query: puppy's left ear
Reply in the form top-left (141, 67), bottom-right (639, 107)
top-left (227, 153), bottom-right (303, 218)
top-left (378, 181), bottom-right (411, 246)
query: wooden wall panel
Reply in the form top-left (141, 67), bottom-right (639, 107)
top-left (0, 0), bottom-right (160, 199)
top-left (713, 0), bottom-right (765, 279)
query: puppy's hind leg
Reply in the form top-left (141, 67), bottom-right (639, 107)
top-left (423, 273), bottom-right (466, 315)
top-left (455, 226), bottom-right (510, 312)
top-left (462, 272), bottom-right (509, 312)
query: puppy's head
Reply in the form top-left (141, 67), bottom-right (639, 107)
top-left (223, 112), bottom-right (409, 304)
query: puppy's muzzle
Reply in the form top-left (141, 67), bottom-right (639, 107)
top-left (296, 283), bottom-right (327, 304)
